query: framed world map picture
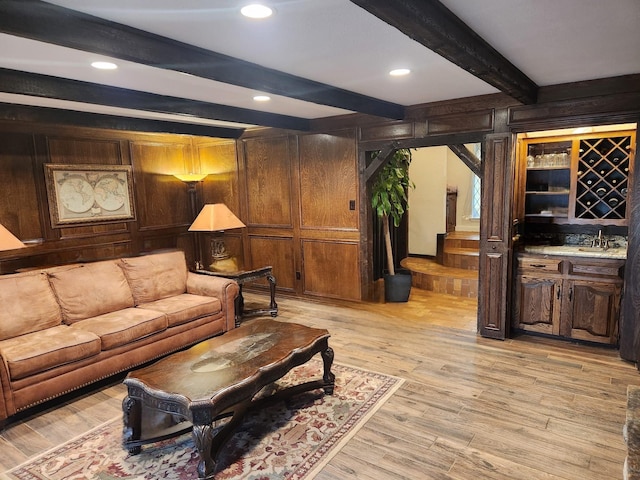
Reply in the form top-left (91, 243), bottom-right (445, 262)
top-left (44, 164), bottom-right (136, 227)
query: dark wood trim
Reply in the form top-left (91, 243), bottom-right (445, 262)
top-left (448, 144), bottom-right (482, 177)
top-left (619, 128), bottom-right (640, 362)
top-left (349, 0), bottom-right (538, 105)
top-left (0, 102), bottom-right (243, 138)
top-left (0, 0), bottom-right (404, 120)
top-left (363, 142), bottom-right (399, 182)
top-left (508, 91), bottom-right (640, 129)
top-left (537, 74), bottom-right (640, 104)
top-left (0, 69), bottom-right (311, 131)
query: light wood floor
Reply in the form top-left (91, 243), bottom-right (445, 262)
top-left (1, 288), bottom-right (638, 479)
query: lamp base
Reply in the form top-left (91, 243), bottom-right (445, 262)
top-left (209, 256), bottom-right (239, 273)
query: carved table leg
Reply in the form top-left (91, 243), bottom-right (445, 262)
top-left (267, 273), bottom-right (278, 316)
top-left (192, 424), bottom-right (216, 480)
top-left (122, 395), bottom-right (142, 454)
top-left (321, 346), bottom-right (335, 395)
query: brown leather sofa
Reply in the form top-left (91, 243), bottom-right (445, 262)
top-left (0, 250), bottom-right (239, 424)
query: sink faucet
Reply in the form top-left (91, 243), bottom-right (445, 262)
top-left (591, 230), bottom-right (609, 250)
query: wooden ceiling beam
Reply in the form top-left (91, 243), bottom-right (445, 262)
top-left (350, 0), bottom-right (539, 105)
top-left (0, 0), bottom-right (405, 121)
top-left (0, 102), bottom-right (244, 138)
top-left (448, 144), bottom-right (482, 178)
top-left (0, 68), bottom-right (311, 131)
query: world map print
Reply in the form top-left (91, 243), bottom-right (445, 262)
top-left (47, 165), bottom-right (134, 226)
top-left (58, 174), bottom-right (127, 214)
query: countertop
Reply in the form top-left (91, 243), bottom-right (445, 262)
top-left (523, 245), bottom-right (627, 259)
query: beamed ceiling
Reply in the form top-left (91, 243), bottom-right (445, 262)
top-left (0, 0), bottom-right (638, 138)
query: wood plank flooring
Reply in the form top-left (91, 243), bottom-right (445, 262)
top-left (1, 288), bottom-right (637, 479)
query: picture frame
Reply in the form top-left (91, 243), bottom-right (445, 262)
top-left (44, 164), bottom-right (136, 227)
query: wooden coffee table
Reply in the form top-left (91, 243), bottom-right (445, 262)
top-left (122, 318), bottom-right (334, 480)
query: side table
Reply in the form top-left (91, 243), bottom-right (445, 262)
top-left (194, 266), bottom-right (277, 326)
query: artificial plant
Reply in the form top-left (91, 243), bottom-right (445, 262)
top-left (371, 148), bottom-right (414, 276)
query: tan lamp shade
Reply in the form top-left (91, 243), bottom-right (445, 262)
top-left (188, 204), bottom-right (246, 232)
top-left (0, 224), bottom-right (26, 251)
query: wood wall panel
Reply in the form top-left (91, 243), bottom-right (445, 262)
top-left (47, 137), bottom-right (123, 165)
top-left (302, 240), bottom-right (360, 300)
top-left (249, 236), bottom-right (296, 292)
top-left (360, 122), bottom-right (415, 142)
top-left (57, 222), bottom-right (130, 240)
top-left (197, 140), bottom-right (240, 213)
top-left (242, 136), bottom-right (292, 227)
top-left (0, 132), bottom-right (42, 241)
top-left (426, 110), bottom-right (495, 135)
top-left (478, 133), bottom-right (515, 339)
top-left (299, 131), bottom-right (358, 230)
top-left (129, 141), bottom-right (191, 229)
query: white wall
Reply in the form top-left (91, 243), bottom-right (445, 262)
top-left (408, 146), bottom-right (447, 256)
top-left (408, 145), bottom-right (480, 256)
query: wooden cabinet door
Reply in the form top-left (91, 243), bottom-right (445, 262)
top-left (514, 275), bottom-right (561, 336)
top-left (561, 280), bottom-right (621, 344)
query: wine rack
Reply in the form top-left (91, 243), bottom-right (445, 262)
top-left (575, 136), bottom-right (631, 221)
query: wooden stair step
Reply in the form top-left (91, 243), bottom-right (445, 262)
top-left (445, 231), bottom-right (479, 241)
top-left (443, 247), bottom-right (479, 256)
top-left (401, 257), bottom-right (478, 298)
top-left (444, 232), bottom-right (480, 250)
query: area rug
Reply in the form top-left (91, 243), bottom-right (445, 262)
top-left (4, 361), bottom-right (403, 480)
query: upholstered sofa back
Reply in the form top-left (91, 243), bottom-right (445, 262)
top-left (0, 250), bottom-right (192, 341)
top-left (48, 260), bottom-right (135, 324)
top-left (118, 250), bottom-right (188, 304)
top-left (0, 272), bottom-right (62, 341)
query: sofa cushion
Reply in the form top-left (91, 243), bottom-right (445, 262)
top-left (0, 272), bottom-right (62, 341)
top-left (138, 293), bottom-right (221, 327)
top-left (69, 308), bottom-right (168, 350)
top-left (48, 260), bottom-right (135, 324)
top-left (118, 251), bottom-right (188, 304)
top-left (0, 325), bottom-right (101, 381)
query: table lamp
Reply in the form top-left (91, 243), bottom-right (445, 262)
top-left (188, 204), bottom-right (245, 272)
top-left (0, 223), bottom-right (26, 252)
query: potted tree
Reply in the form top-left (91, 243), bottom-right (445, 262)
top-left (371, 148), bottom-right (414, 302)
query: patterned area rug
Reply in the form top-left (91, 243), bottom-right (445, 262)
top-left (4, 361), bottom-right (403, 480)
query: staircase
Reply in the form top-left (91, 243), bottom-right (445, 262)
top-left (401, 231), bottom-right (479, 298)
top-left (442, 231), bottom-right (479, 270)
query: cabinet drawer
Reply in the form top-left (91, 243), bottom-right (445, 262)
top-left (568, 259), bottom-right (624, 280)
top-left (518, 256), bottom-right (563, 274)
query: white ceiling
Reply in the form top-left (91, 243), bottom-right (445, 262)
top-left (1, 0), bottom-right (639, 130)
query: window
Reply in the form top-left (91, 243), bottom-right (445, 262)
top-left (469, 143), bottom-right (481, 219)
top-left (470, 174), bottom-right (481, 219)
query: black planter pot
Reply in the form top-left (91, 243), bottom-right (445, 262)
top-left (383, 269), bottom-right (412, 302)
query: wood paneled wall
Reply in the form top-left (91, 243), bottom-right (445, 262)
top-left (0, 124), bottom-right (208, 273)
top-left (238, 130), bottom-right (361, 300)
top-left (0, 76), bottom-right (638, 330)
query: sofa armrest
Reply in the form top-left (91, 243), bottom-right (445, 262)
top-left (186, 272), bottom-right (239, 331)
top-left (0, 355), bottom-right (12, 422)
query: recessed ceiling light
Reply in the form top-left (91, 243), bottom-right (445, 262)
top-left (241, 4), bottom-right (273, 19)
top-left (91, 61), bottom-right (118, 70)
top-left (389, 68), bottom-right (411, 76)
top-left (253, 95), bottom-right (271, 102)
